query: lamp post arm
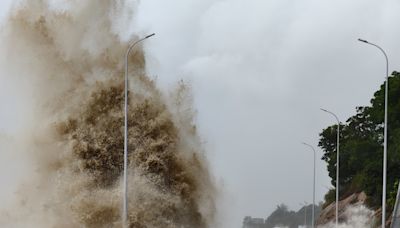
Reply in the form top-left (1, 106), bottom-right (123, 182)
top-left (125, 33), bottom-right (156, 63)
top-left (358, 39), bottom-right (389, 77)
top-left (320, 108), bottom-right (340, 124)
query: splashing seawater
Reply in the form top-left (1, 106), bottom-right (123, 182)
top-left (0, 1), bottom-right (216, 227)
top-left (320, 205), bottom-right (376, 228)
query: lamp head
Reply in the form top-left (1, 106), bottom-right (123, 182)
top-left (145, 33), bottom-right (156, 39)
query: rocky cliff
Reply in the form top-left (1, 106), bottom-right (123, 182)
top-left (316, 192), bottom-right (397, 227)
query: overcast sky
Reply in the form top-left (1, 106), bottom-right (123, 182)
top-left (1, 1), bottom-right (400, 228)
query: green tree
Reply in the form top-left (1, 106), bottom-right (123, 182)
top-left (319, 71), bottom-right (400, 212)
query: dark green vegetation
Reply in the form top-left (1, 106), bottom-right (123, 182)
top-left (265, 204), bottom-right (322, 228)
top-left (319, 71), bottom-right (400, 214)
top-left (242, 204), bottom-right (321, 228)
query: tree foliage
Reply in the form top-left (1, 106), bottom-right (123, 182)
top-left (263, 203), bottom-right (321, 228)
top-left (319, 71), bottom-right (400, 211)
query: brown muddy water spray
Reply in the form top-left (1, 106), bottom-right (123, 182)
top-left (0, 1), bottom-right (216, 227)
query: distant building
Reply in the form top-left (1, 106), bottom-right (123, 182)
top-left (243, 216), bottom-right (266, 228)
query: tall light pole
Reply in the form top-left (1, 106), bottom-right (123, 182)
top-left (300, 201), bottom-right (308, 228)
top-left (302, 142), bottom-right (316, 228)
top-left (358, 38), bottom-right (389, 228)
top-left (321, 108), bottom-right (340, 227)
top-left (123, 33), bottom-right (155, 227)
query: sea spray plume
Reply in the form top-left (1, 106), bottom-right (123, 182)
top-left (320, 205), bottom-right (375, 228)
top-left (57, 80), bottom-right (215, 228)
top-left (0, 0), bottom-right (216, 227)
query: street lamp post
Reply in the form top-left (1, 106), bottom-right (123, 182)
top-left (300, 202), bottom-right (308, 228)
top-left (123, 33), bottom-right (155, 227)
top-left (302, 143), bottom-right (316, 228)
top-left (358, 38), bottom-right (389, 228)
top-left (321, 108), bottom-right (340, 227)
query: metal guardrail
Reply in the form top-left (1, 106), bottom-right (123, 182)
top-left (391, 181), bottom-right (400, 228)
